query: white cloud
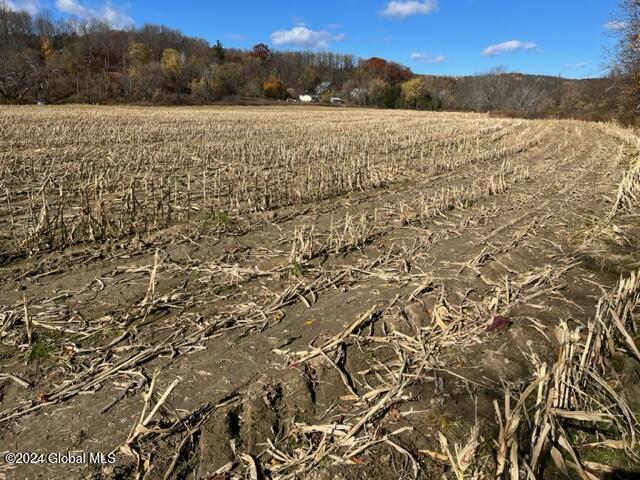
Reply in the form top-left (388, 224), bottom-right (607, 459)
top-left (101, 2), bottom-right (132, 28)
top-left (55, 0), bottom-right (133, 29)
top-left (271, 26), bottom-right (345, 49)
top-left (482, 40), bottom-right (537, 57)
top-left (410, 52), bottom-right (446, 64)
top-left (381, 0), bottom-right (438, 19)
top-left (563, 62), bottom-right (588, 69)
top-left (56, 0), bottom-right (89, 16)
top-left (4, 0), bottom-right (40, 15)
top-left (605, 20), bottom-right (627, 31)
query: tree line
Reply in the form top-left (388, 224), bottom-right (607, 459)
top-left (0, 2), bottom-right (622, 121)
top-left (611, 0), bottom-right (640, 124)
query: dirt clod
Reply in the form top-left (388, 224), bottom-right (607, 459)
top-left (199, 407), bottom-right (237, 476)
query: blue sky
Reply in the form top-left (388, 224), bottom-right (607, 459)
top-left (7, 0), bottom-right (623, 78)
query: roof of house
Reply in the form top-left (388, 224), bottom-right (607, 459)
top-left (316, 82), bottom-right (332, 93)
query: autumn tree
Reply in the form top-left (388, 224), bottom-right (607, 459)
top-left (160, 47), bottom-right (184, 92)
top-left (362, 57), bottom-right (387, 77)
top-left (190, 74), bottom-right (232, 101)
top-left (250, 43), bottom-right (271, 61)
top-left (261, 76), bottom-right (288, 99)
top-left (39, 37), bottom-right (53, 60)
top-left (127, 42), bottom-right (159, 100)
top-left (161, 48), bottom-right (182, 74)
top-left (215, 62), bottom-right (242, 92)
top-left (401, 77), bottom-right (433, 109)
top-left (128, 41), bottom-right (152, 66)
top-left (361, 57), bottom-right (412, 84)
top-left (226, 53), bottom-right (243, 64)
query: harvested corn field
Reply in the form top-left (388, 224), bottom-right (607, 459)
top-left (0, 106), bottom-right (639, 480)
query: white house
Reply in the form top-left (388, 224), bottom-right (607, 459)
top-left (299, 94), bottom-right (320, 103)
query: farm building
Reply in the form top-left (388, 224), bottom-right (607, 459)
top-left (299, 94), bottom-right (320, 103)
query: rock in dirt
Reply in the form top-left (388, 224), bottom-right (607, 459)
top-left (400, 295), bottom-right (443, 332)
top-left (403, 302), bottom-right (430, 333)
top-left (481, 350), bottom-right (529, 382)
top-left (384, 314), bottom-right (413, 336)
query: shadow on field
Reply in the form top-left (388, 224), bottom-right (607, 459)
top-left (604, 470), bottom-right (640, 480)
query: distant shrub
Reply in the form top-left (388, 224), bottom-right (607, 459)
top-left (262, 77), bottom-right (289, 100)
top-left (401, 77), bottom-right (437, 110)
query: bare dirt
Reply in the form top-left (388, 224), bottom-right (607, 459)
top-left (0, 106), bottom-right (639, 480)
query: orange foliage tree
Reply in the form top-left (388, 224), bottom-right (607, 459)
top-left (362, 57), bottom-right (412, 84)
top-left (250, 43), bottom-right (271, 61)
top-left (262, 77), bottom-right (288, 99)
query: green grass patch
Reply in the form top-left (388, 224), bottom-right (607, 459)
top-left (210, 283), bottom-right (238, 296)
top-left (579, 445), bottom-right (640, 470)
top-left (27, 335), bottom-right (57, 362)
top-left (210, 211), bottom-right (230, 224)
top-left (289, 261), bottom-right (303, 277)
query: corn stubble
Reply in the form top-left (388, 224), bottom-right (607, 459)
top-left (1, 106), bottom-right (534, 257)
top-left (1, 106), bottom-right (639, 480)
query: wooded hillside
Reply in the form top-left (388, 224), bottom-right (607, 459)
top-left (0, 3), bottom-right (621, 120)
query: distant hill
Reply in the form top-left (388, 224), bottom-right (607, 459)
top-left (413, 72), bottom-right (619, 121)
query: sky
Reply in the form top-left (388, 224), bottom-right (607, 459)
top-left (5, 0), bottom-right (625, 79)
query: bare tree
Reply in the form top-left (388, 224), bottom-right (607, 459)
top-left (611, 0), bottom-right (640, 121)
top-left (0, 49), bottom-right (41, 102)
top-left (456, 67), bottom-right (510, 111)
top-left (505, 78), bottom-right (547, 114)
